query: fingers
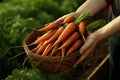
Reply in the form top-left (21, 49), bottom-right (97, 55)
top-left (79, 40), bottom-right (90, 54)
top-left (54, 17), bottom-right (65, 24)
top-left (73, 35), bottom-right (98, 67)
top-left (80, 33), bottom-right (99, 54)
top-left (73, 44), bottom-right (95, 67)
top-left (73, 52), bottom-right (88, 67)
top-left (54, 12), bottom-right (79, 24)
top-left (54, 14), bottom-right (70, 23)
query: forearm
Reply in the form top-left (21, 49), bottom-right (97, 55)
top-left (95, 16), bottom-right (120, 41)
top-left (55, 0), bottom-right (107, 23)
top-left (75, 0), bottom-right (107, 17)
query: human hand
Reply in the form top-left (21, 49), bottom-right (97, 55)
top-left (73, 32), bottom-right (100, 67)
top-left (54, 12), bottom-right (80, 23)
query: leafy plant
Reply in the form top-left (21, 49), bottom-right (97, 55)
top-left (5, 68), bottom-right (63, 80)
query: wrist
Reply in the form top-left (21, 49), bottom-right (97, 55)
top-left (72, 11), bottom-right (82, 18)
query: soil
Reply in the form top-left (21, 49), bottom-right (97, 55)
top-left (59, 40), bottom-right (109, 80)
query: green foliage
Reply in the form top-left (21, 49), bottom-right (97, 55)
top-left (5, 68), bottom-right (62, 80)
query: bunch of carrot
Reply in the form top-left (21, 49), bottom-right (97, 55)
top-left (29, 13), bottom-right (93, 58)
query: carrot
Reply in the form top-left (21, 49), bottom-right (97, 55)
top-left (79, 21), bottom-right (86, 34)
top-left (54, 46), bottom-right (67, 72)
top-left (55, 47), bottom-right (66, 71)
top-left (78, 21), bottom-right (86, 42)
top-left (59, 31), bottom-right (80, 49)
top-left (66, 39), bottom-right (82, 55)
top-left (50, 43), bottom-right (60, 56)
top-left (32, 42), bottom-right (43, 53)
top-left (44, 26), bottom-right (64, 44)
top-left (35, 42), bottom-right (48, 55)
top-left (53, 22), bottom-right (77, 46)
top-left (63, 15), bottom-right (75, 23)
top-left (38, 22), bottom-right (59, 31)
top-left (61, 47), bottom-right (67, 57)
top-left (42, 42), bottom-right (54, 56)
top-left (33, 29), bottom-right (57, 44)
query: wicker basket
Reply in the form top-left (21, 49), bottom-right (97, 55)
top-left (23, 29), bottom-right (81, 73)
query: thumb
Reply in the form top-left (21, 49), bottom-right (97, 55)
top-left (73, 48), bottom-right (92, 68)
top-left (79, 40), bottom-right (90, 54)
top-left (54, 17), bottom-right (64, 24)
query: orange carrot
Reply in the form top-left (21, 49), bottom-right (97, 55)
top-left (38, 22), bottom-right (59, 31)
top-left (61, 47), bottom-right (67, 58)
top-left (42, 42), bottom-right (54, 56)
top-left (66, 39), bottom-right (82, 55)
top-left (33, 29), bottom-right (57, 44)
top-left (63, 15), bottom-right (75, 23)
top-left (55, 47), bottom-right (66, 71)
top-left (44, 26), bottom-right (64, 44)
top-left (59, 31), bottom-right (80, 49)
top-left (78, 21), bottom-right (86, 41)
top-left (55, 46), bottom-right (67, 72)
top-left (79, 21), bottom-right (86, 34)
top-left (54, 22), bottom-right (77, 46)
top-left (32, 42), bottom-right (43, 53)
top-left (50, 43), bottom-right (60, 56)
top-left (35, 42), bottom-right (48, 55)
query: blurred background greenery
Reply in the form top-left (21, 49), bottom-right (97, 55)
top-left (0, 0), bottom-right (86, 79)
